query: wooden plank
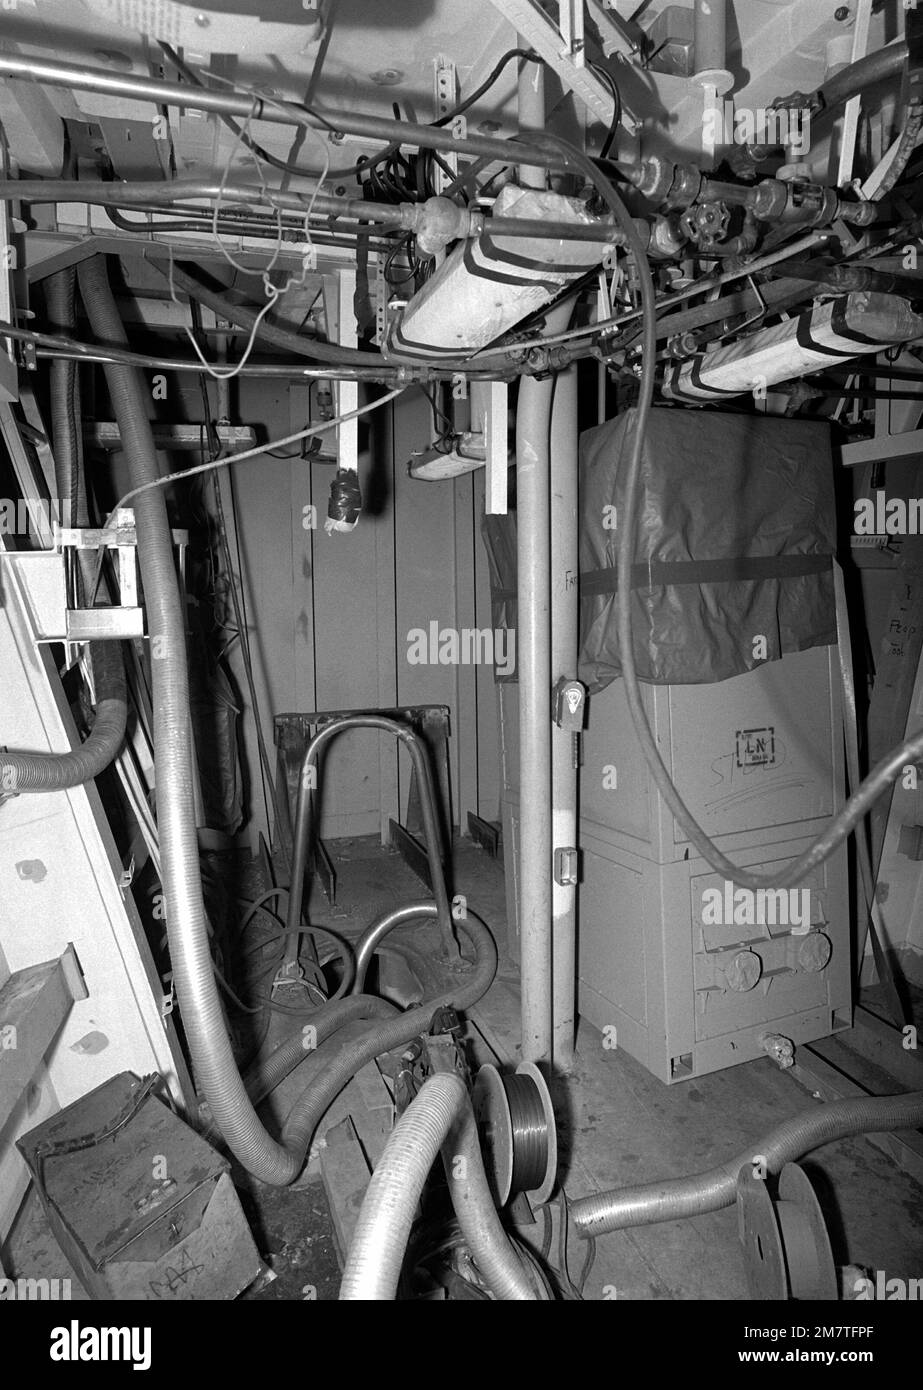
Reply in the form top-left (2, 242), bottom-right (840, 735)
top-left (0, 949), bottom-right (84, 1136)
top-left (349, 1061), bottom-right (393, 1167)
top-left (840, 429), bottom-right (923, 467)
top-left (844, 1006), bottom-right (923, 1090)
top-left (789, 1047), bottom-right (923, 1188)
top-left (319, 1117), bottom-right (373, 1266)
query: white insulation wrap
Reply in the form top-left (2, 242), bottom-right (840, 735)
top-left (662, 292), bottom-right (923, 403)
top-left (385, 184), bottom-right (611, 360)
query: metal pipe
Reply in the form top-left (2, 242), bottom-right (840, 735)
top-left (694, 0), bottom-right (727, 76)
top-left (286, 717), bottom-right (457, 959)
top-left (549, 358), bottom-right (579, 1072)
top-left (340, 1072), bottom-right (468, 1300)
top-left (518, 40), bottom-right (547, 190)
top-left (571, 1089), bottom-right (923, 1238)
top-left (0, 51), bottom-right (574, 176)
top-left (516, 356), bottom-right (557, 1065)
top-left (353, 901), bottom-right (442, 993)
top-left (0, 179), bottom-right (618, 246)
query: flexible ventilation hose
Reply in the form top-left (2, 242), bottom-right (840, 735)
top-left (570, 1089), bottom-right (923, 1238)
top-left (79, 253), bottom-right (294, 1178)
top-left (78, 256), bottom-right (500, 1186)
top-left (340, 1072), bottom-right (468, 1300)
top-left (241, 993), bottom-right (399, 1108)
top-left (0, 642), bottom-right (127, 792)
top-left (442, 1093), bottom-right (538, 1300)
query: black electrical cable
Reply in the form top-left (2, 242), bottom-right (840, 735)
top-left (589, 62), bottom-right (622, 160)
top-left (544, 129), bottom-right (923, 892)
top-left (328, 47), bottom-right (548, 181)
top-left (159, 42), bottom-right (326, 182)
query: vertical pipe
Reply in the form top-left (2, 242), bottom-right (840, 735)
top-left (550, 361), bottom-right (579, 1072)
top-left (516, 375), bottom-right (554, 1065)
top-left (517, 303), bottom-right (573, 1066)
top-left (694, 0), bottom-right (727, 76)
top-left (518, 41), bottom-right (546, 190)
top-left (516, 46), bottom-right (551, 1063)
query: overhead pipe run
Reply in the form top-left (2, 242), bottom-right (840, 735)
top-left (0, 179), bottom-right (619, 248)
top-left (0, 51), bottom-right (577, 177)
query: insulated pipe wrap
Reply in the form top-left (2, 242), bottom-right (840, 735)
top-left (571, 1089), bottom-right (923, 1238)
top-left (340, 1072), bottom-right (467, 1300)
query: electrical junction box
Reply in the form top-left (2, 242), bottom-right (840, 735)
top-left (17, 1072), bottom-right (263, 1300)
top-left (498, 644), bottom-right (851, 1082)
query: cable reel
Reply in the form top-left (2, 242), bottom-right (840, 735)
top-left (472, 1061), bottom-right (557, 1207)
top-left (737, 1160), bottom-right (837, 1300)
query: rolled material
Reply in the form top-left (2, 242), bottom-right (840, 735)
top-left (442, 1094), bottom-right (538, 1300)
top-left (571, 1090), bottom-right (923, 1239)
top-left (340, 1072), bottom-right (468, 1300)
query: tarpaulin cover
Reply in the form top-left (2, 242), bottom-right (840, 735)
top-left (577, 407), bottom-right (837, 691)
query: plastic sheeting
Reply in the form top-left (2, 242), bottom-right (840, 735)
top-left (577, 408), bottom-right (837, 692)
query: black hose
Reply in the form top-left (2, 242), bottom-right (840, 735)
top-left (278, 911), bottom-right (496, 1168)
top-left (45, 268), bottom-right (86, 531)
top-left (818, 41), bottom-right (908, 113)
top-left (0, 642), bottom-right (127, 792)
top-left (242, 993), bottom-right (398, 1107)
